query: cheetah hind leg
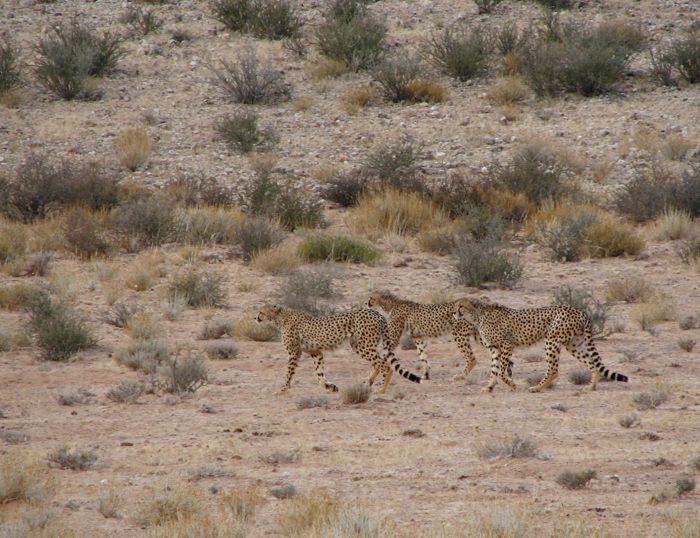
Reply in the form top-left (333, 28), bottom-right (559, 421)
top-left (453, 333), bottom-right (476, 381)
top-left (414, 338), bottom-right (431, 380)
top-left (528, 339), bottom-right (560, 393)
top-left (309, 351), bottom-right (338, 393)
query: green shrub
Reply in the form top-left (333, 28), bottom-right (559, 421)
top-left (424, 24), bottom-right (490, 81)
top-left (28, 292), bottom-right (96, 361)
top-left (316, 3), bottom-right (386, 71)
top-left (35, 21), bottom-right (123, 99)
top-left (0, 36), bottom-right (22, 95)
top-left (168, 270), bottom-right (227, 308)
top-left (676, 476), bottom-right (695, 495)
top-left (362, 136), bottom-right (424, 192)
top-left (473, 0), bottom-right (504, 14)
top-left (122, 6), bottom-right (163, 35)
top-left (533, 0), bottom-right (571, 9)
top-left (320, 170), bottom-right (368, 207)
top-left (618, 413), bottom-right (640, 428)
top-left (454, 238), bottom-right (522, 289)
top-left (106, 382), bottom-right (145, 403)
top-left (210, 48), bottom-right (290, 104)
top-left (215, 109), bottom-right (278, 153)
top-left (372, 53), bottom-right (441, 103)
top-left (552, 285), bottom-right (607, 334)
top-left (1, 154), bottom-right (120, 223)
top-left (165, 174), bottom-right (236, 208)
top-left (204, 341), bottom-right (239, 360)
top-left (235, 215), bottom-right (285, 261)
top-left (490, 143), bottom-right (570, 205)
top-left (240, 172), bottom-right (325, 230)
top-left (521, 19), bottom-right (644, 96)
top-left (298, 233), bottom-right (381, 264)
top-left (475, 434), bottom-right (538, 459)
top-left (211, 0), bottom-right (302, 40)
top-left (678, 337), bottom-right (696, 352)
top-left (534, 208), bottom-right (598, 262)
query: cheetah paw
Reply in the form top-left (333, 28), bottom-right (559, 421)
top-left (325, 384), bottom-right (339, 393)
top-left (452, 373), bottom-right (465, 381)
top-left (528, 386), bottom-right (542, 393)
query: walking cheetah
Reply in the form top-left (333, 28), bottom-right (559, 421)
top-left (367, 291), bottom-right (513, 381)
top-left (256, 305), bottom-right (422, 394)
top-left (453, 298), bottom-right (628, 392)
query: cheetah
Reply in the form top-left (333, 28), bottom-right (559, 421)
top-left (256, 305), bottom-right (422, 394)
top-left (367, 291), bottom-right (513, 381)
top-left (453, 298), bottom-right (628, 392)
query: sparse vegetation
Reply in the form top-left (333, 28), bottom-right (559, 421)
top-left (138, 486), bottom-right (202, 527)
top-left (28, 291), bottom-right (97, 361)
top-left (568, 369), bottom-right (591, 386)
top-left (634, 385), bottom-right (670, 411)
top-left (454, 237), bottom-right (522, 289)
top-left (279, 265), bottom-right (337, 315)
top-left (200, 319), bottom-right (234, 340)
top-left (160, 354), bottom-right (209, 393)
top-left (342, 383), bottom-right (371, 404)
top-left (675, 476), bottom-right (695, 495)
top-left (115, 338), bottom-right (169, 374)
top-left (210, 48), bottom-right (290, 104)
top-left (0, 453), bottom-right (52, 504)
top-left (116, 194), bottom-right (176, 249)
top-left (204, 341), bottom-right (239, 360)
top-left (475, 434), bottom-right (539, 459)
top-left (98, 491), bottom-right (123, 519)
top-left (122, 6), bottom-right (162, 35)
top-left (630, 296), bottom-right (676, 331)
top-left (473, 0), bottom-right (504, 14)
top-left (650, 31), bottom-right (700, 86)
top-left (556, 469), bottom-right (596, 490)
top-left (373, 53), bottom-right (445, 103)
top-left (211, 0), bottom-right (302, 40)
top-left (63, 208), bottom-right (111, 258)
top-left (297, 233), bottom-right (381, 264)
top-left (0, 430), bottom-right (30, 444)
top-left (215, 109), bottom-right (278, 153)
top-left (48, 446), bottom-right (98, 471)
top-left (678, 337), bottom-right (696, 352)
top-left (261, 448), bottom-right (301, 465)
top-left (57, 388), bottom-right (94, 406)
top-left (233, 315), bottom-right (279, 341)
top-left (35, 21), bottom-right (123, 99)
top-left (424, 24), bottom-right (491, 81)
top-left (605, 274), bottom-right (653, 303)
top-left (296, 396), bottom-right (329, 409)
top-left (271, 485), bottom-right (298, 499)
top-left (362, 136), bottom-right (423, 193)
top-left (0, 283), bottom-right (41, 310)
top-left (168, 270), bottom-right (227, 308)
top-left (552, 286), bottom-right (608, 334)
top-left (252, 242), bottom-right (301, 274)
top-left (0, 36), bottom-right (22, 96)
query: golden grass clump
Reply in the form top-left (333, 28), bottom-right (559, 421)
top-left (342, 84), bottom-right (378, 114)
top-left (487, 77), bottom-right (529, 106)
top-left (293, 95), bottom-right (314, 112)
top-left (311, 58), bottom-right (348, 80)
top-left (125, 311), bottom-right (162, 340)
top-left (0, 284), bottom-right (40, 310)
top-left (653, 209), bottom-right (694, 241)
top-left (276, 493), bottom-right (341, 537)
top-left (605, 274), bottom-right (653, 303)
top-left (662, 134), bottom-right (695, 162)
top-left (124, 249), bottom-right (166, 291)
top-left (631, 295), bottom-right (677, 331)
top-left (233, 314), bottom-right (280, 342)
top-left (0, 452), bottom-right (54, 504)
top-left (138, 486), bottom-right (203, 527)
top-left (406, 79), bottom-right (446, 103)
top-left (583, 214), bottom-right (645, 258)
top-left (252, 241), bottom-right (301, 274)
top-left (116, 126), bottom-right (152, 171)
top-left (351, 189), bottom-right (449, 239)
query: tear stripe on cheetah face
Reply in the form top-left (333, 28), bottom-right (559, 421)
top-left (453, 298), bottom-right (628, 392)
top-left (257, 304), bottom-right (421, 394)
top-left (367, 290), bottom-right (512, 381)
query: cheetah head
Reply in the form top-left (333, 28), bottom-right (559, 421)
top-left (257, 304), bottom-right (282, 323)
top-left (367, 290), bottom-right (393, 309)
top-left (453, 299), bottom-right (480, 323)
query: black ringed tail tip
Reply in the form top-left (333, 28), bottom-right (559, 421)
top-left (599, 365), bottom-right (628, 382)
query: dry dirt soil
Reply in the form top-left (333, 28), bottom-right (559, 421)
top-left (1, 0), bottom-right (700, 536)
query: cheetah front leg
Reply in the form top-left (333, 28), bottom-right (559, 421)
top-left (529, 339), bottom-right (560, 393)
top-left (452, 331), bottom-right (477, 381)
top-left (278, 334), bottom-right (301, 394)
top-left (309, 351), bottom-right (339, 393)
top-left (414, 338), bottom-right (431, 380)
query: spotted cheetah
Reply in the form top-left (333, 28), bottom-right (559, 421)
top-left (453, 298), bottom-right (628, 392)
top-left (256, 305), bottom-right (422, 394)
top-left (367, 291), bottom-right (513, 381)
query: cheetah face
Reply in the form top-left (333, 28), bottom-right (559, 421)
top-left (453, 300), bottom-right (477, 323)
top-left (367, 291), bottom-right (383, 309)
top-left (257, 305), bottom-right (282, 323)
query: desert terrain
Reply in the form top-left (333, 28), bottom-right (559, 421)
top-left (1, 0), bottom-right (699, 536)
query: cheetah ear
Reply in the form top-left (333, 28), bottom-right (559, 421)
top-left (478, 295), bottom-right (491, 303)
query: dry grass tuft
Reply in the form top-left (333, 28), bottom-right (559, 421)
top-left (605, 274), bottom-right (653, 303)
top-left (351, 189), bottom-right (449, 239)
top-left (475, 434), bottom-right (539, 459)
top-left (252, 242), bottom-right (301, 274)
top-left (653, 209), bottom-right (694, 241)
top-left (138, 486), bottom-right (203, 527)
top-left (98, 490), bottom-right (123, 519)
top-left (556, 469), bottom-right (596, 490)
top-left (487, 77), bottom-right (528, 106)
top-left (619, 413), bottom-right (640, 428)
top-left (125, 311), bottom-right (162, 340)
top-left (630, 296), bottom-right (677, 331)
top-left (115, 126), bottom-right (151, 171)
top-left (342, 383), bottom-right (371, 405)
top-left (342, 84), bottom-right (378, 113)
top-left (0, 452), bottom-right (53, 504)
top-left (311, 58), bottom-right (348, 80)
top-left (678, 337), bottom-right (696, 352)
top-left (233, 315), bottom-right (280, 342)
top-left (47, 446), bottom-right (98, 470)
top-left (124, 249), bottom-right (166, 291)
top-left (633, 384), bottom-right (671, 411)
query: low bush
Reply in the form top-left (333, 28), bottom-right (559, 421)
top-left (63, 208), bottom-right (111, 258)
top-left (0, 36), bottom-right (22, 95)
top-left (630, 296), bottom-right (676, 331)
top-left (278, 266), bottom-right (337, 315)
top-left (296, 396), bottom-right (329, 409)
top-left (168, 270), bottom-right (227, 308)
top-left (251, 242), bottom-right (300, 274)
top-left (520, 19), bottom-right (644, 96)
top-left (373, 53), bottom-right (444, 103)
top-left (584, 215), bottom-right (644, 258)
top-left (678, 337), bottom-right (696, 352)
top-left (342, 383), bottom-right (370, 404)
top-left (297, 233), bottom-right (381, 264)
top-left (633, 385), bottom-right (670, 410)
top-left (320, 170), bottom-right (369, 207)
top-left (650, 31), bottom-right (700, 86)
top-left (35, 21), bottom-right (123, 99)
top-left (556, 469), bottom-right (596, 490)
top-left (473, 0), bottom-right (503, 14)
top-left (362, 136), bottom-right (424, 192)
top-left (210, 48), bottom-right (290, 104)
top-left (475, 434), bottom-right (538, 459)
top-left (618, 413), bottom-right (640, 428)
top-left (116, 194), bottom-right (176, 248)
top-left (654, 209), bottom-right (694, 240)
top-left (677, 228), bottom-right (700, 265)
top-left (47, 447), bottom-right (97, 470)
top-left (487, 77), bottom-right (529, 106)
top-left (160, 354), bottom-right (209, 393)
top-left (57, 388), bottom-right (94, 406)
top-left (124, 311), bottom-right (162, 340)
top-left (568, 369), bottom-right (591, 385)
top-left (122, 6), bottom-right (162, 35)
top-left (233, 315), bottom-right (280, 341)
top-left (1, 154), bottom-right (120, 223)
top-left (200, 319), bottom-right (234, 340)
top-left (28, 291), bottom-right (96, 361)
top-left (454, 237), bottom-right (522, 289)
top-left (115, 127), bottom-right (151, 171)
top-left (0, 284), bottom-right (41, 310)
top-left (137, 486), bottom-right (202, 527)
top-left (216, 109), bottom-right (278, 153)
top-left (341, 84), bottom-right (378, 113)
top-left (165, 174), bottom-right (236, 208)
top-left (0, 220), bottom-right (27, 262)
top-left (235, 215), bottom-right (286, 260)
top-left (115, 339), bottom-right (169, 374)
top-left (676, 476), bottom-right (695, 495)
top-left (424, 24), bottom-right (491, 81)
top-left (98, 491), bottom-right (123, 519)
top-left (106, 382), bottom-right (145, 403)
top-left (204, 341), bottom-right (239, 360)
top-left (316, 2), bottom-right (386, 71)
top-left (270, 485), bottom-right (297, 499)
top-left (0, 454), bottom-right (52, 504)
top-left (605, 274), bottom-right (652, 303)
top-left (239, 171), bottom-right (325, 230)
top-left (211, 0), bottom-right (302, 40)
top-left (552, 285), bottom-right (607, 334)
top-left (171, 206), bottom-right (242, 246)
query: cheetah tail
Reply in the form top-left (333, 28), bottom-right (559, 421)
top-left (377, 338), bottom-right (421, 384)
top-left (592, 351), bottom-right (628, 382)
